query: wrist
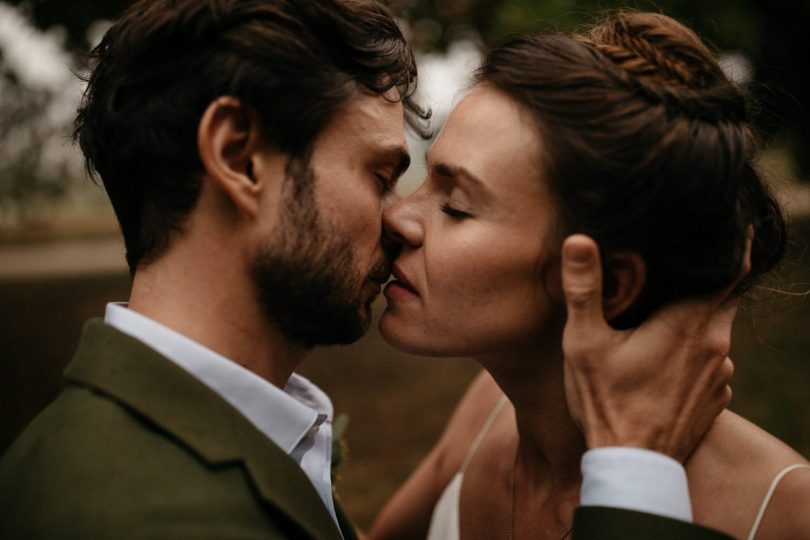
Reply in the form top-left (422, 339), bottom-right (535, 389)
top-left (581, 420), bottom-right (679, 459)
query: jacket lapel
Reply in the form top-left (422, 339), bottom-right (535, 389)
top-left (334, 499), bottom-right (360, 540)
top-left (65, 320), bottom-right (343, 540)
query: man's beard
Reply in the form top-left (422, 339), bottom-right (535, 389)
top-left (251, 158), bottom-right (391, 349)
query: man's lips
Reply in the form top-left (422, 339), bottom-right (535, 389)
top-left (368, 262), bottom-right (393, 284)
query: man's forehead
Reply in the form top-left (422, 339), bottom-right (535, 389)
top-left (333, 94), bottom-right (408, 146)
top-left (341, 90), bottom-right (405, 126)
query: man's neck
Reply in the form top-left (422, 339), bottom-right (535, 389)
top-left (128, 253), bottom-right (307, 388)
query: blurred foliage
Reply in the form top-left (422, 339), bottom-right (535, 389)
top-left (0, 62), bottom-right (65, 223)
top-left (7, 0), bottom-right (129, 51)
top-left (4, 0), bottom-right (809, 178)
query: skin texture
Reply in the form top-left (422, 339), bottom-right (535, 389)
top-left (371, 86), bottom-right (809, 539)
top-left (128, 90), bottom-right (409, 387)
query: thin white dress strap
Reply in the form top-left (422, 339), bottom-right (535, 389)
top-left (426, 394), bottom-right (510, 540)
top-left (460, 394), bottom-right (509, 473)
top-left (747, 463), bottom-right (810, 540)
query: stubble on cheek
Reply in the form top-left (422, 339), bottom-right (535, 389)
top-left (250, 160), bottom-right (371, 348)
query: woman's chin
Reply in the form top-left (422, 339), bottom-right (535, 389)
top-left (378, 311), bottom-right (422, 353)
top-left (378, 311), bottom-right (466, 357)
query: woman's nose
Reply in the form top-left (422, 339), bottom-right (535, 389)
top-left (382, 191), bottom-right (425, 249)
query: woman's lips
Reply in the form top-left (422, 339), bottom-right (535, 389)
top-left (386, 265), bottom-right (419, 299)
top-left (384, 280), bottom-right (419, 300)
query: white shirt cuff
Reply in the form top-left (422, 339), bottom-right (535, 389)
top-left (580, 447), bottom-right (693, 523)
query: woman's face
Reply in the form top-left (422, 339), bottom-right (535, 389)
top-left (380, 85), bottom-right (563, 357)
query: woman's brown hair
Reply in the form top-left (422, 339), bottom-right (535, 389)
top-left (476, 12), bottom-right (786, 327)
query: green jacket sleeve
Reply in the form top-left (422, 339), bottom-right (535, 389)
top-left (573, 506), bottom-right (733, 540)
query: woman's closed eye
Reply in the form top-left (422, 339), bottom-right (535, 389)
top-left (441, 203), bottom-right (471, 220)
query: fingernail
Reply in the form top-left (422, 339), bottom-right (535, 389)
top-left (566, 242), bottom-right (592, 264)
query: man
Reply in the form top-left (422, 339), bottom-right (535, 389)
top-left (0, 1), bottom-right (734, 538)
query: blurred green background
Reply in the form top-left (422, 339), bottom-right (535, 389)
top-left (1, 0), bottom-right (809, 529)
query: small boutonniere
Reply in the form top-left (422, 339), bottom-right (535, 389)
top-left (331, 413), bottom-right (349, 487)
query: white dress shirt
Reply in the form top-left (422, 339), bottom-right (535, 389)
top-left (581, 447), bottom-right (693, 522)
top-left (105, 303), bottom-right (691, 526)
top-left (104, 303), bottom-right (340, 530)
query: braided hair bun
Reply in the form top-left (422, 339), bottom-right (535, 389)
top-left (477, 11), bottom-right (785, 327)
top-left (584, 13), bottom-right (747, 123)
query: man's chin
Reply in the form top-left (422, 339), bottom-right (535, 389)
top-left (355, 302), bottom-right (374, 335)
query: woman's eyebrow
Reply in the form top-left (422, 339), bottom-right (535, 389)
top-left (426, 149), bottom-right (490, 197)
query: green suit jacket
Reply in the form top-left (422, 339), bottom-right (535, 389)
top-left (0, 320), bottom-right (354, 539)
top-left (0, 320), bottom-right (731, 539)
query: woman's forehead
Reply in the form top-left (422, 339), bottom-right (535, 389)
top-left (431, 85), bottom-right (545, 195)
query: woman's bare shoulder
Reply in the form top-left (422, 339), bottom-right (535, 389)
top-left (753, 463), bottom-right (810, 539)
top-left (688, 410), bottom-right (809, 539)
top-left (692, 410), bottom-right (805, 466)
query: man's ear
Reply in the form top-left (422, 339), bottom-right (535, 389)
top-left (197, 96), bottom-right (263, 217)
top-left (602, 252), bottom-right (646, 322)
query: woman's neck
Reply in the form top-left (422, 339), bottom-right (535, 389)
top-left (478, 342), bottom-right (587, 495)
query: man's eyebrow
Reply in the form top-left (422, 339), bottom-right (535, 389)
top-left (379, 144), bottom-right (411, 179)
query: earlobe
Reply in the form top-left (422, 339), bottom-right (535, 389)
top-left (197, 97), bottom-right (263, 217)
top-left (602, 252), bottom-right (647, 322)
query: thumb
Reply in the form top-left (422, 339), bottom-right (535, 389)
top-left (561, 234), bottom-right (609, 339)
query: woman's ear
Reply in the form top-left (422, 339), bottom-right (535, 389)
top-left (197, 96), bottom-right (263, 217)
top-left (602, 252), bottom-right (646, 322)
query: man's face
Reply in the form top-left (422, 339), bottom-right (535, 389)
top-left (252, 91), bottom-right (410, 349)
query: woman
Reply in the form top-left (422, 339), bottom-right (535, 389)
top-left (369, 12), bottom-right (809, 540)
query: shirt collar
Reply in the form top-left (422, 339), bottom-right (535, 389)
top-left (103, 302), bottom-right (332, 454)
